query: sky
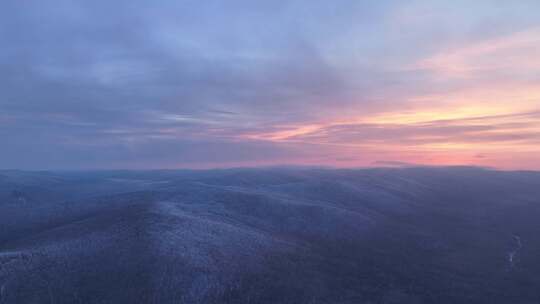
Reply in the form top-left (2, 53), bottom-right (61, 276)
top-left (1, 0), bottom-right (540, 170)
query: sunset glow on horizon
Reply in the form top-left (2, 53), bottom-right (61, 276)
top-left (1, 1), bottom-right (539, 170)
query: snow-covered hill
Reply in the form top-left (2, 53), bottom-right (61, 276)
top-left (1, 167), bottom-right (540, 303)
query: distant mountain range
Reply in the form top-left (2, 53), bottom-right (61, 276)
top-left (1, 167), bottom-right (540, 304)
